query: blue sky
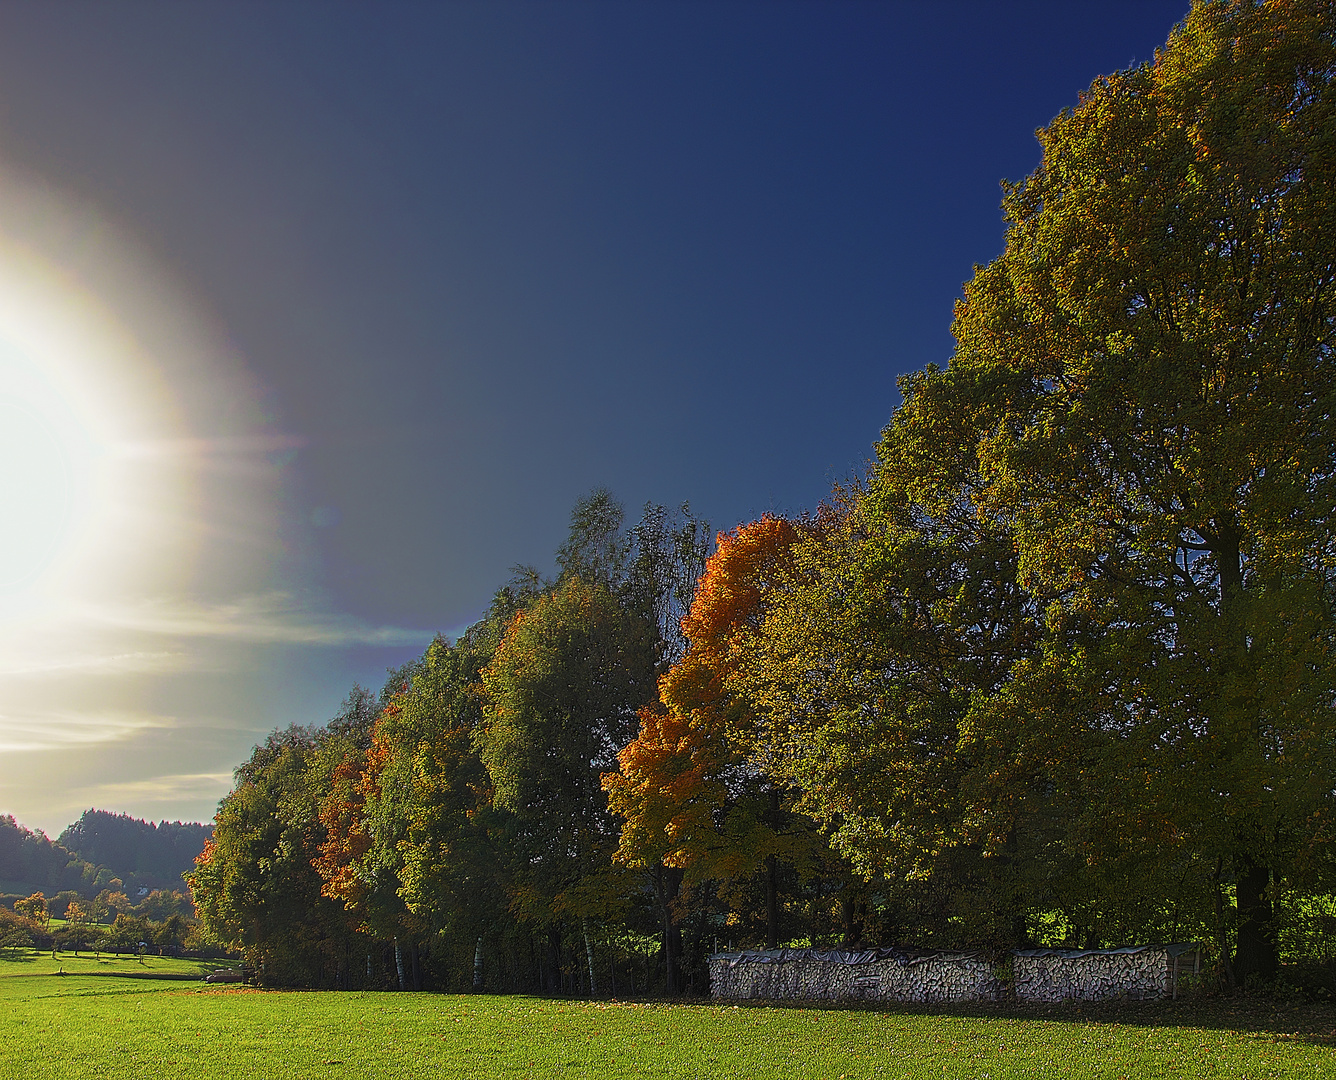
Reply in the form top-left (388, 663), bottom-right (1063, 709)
top-left (0, 1), bottom-right (1189, 834)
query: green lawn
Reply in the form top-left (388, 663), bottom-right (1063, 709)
top-left (0, 950), bottom-right (1331, 1079)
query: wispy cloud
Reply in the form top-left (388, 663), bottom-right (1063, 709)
top-left (0, 709), bottom-right (174, 752)
top-left (0, 650), bottom-right (184, 677)
top-left (79, 592), bottom-right (435, 647)
top-left (74, 771), bottom-right (234, 806)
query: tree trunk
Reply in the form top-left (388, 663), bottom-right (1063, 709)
top-left (411, 940), bottom-right (422, 991)
top-left (838, 893), bottom-right (863, 947)
top-left (473, 936), bottom-right (485, 992)
top-left (582, 918), bottom-right (597, 998)
top-left (765, 854), bottom-right (779, 950)
top-left (1233, 856), bottom-right (1278, 983)
top-left (765, 787), bottom-right (781, 950)
top-left (1214, 525), bottom-right (1278, 985)
top-left (546, 924), bottom-right (562, 995)
top-left (394, 937), bottom-right (406, 990)
top-left (651, 863), bottom-right (683, 994)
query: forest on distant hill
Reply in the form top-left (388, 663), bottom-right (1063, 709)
top-left (58, 811), bottom-right (212, 892)
top-left (0, 810), bottom-right (211, 900)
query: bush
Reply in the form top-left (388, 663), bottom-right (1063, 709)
top-left (0, 905), bottom-right (50, 950)
top-left (0, 928), bottom-right (34, 954)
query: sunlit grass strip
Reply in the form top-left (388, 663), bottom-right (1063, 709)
top-left (0, 950), bottom-right (219, 983)
top-left (0, 974), bottom-right (1332, 1080)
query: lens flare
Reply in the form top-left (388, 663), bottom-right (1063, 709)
top-left (0, 166), bottom-right (294, 829)
top-left (0, 169), bottom-right (271, 619)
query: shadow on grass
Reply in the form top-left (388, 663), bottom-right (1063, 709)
top-left (708, 993), bottom-right (1336, 1047)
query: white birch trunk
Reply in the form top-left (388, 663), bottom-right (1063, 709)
top-left (583, 919), bottom-right (597, 998)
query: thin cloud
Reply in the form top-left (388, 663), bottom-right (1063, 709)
top-left (0, 650), bottom-right (183, 677)
top-left (75, 771), bottom-right (234, 805)
top-left (0, 709), bottom-right (174, 752)
top-left (80, 592), bottom-right (435, 647)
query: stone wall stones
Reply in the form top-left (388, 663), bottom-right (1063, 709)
top-left (709, 945), bottom-right (1201, 1004)
top-left (708, 948), bottom-right (1000, 1004)
top-left (1012, 946), bottom-right (1184, 1003)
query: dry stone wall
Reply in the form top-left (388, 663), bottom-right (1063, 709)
top-left (709, 945), bottom-right (1201, 1004)
top-left (709, 948), bottom-right (1001, 1004)
top-left (1012, 946), bottom-right (1179, 1003)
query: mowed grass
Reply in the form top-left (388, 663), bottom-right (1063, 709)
top-left (0, 952), bottom-right (1333, 1079)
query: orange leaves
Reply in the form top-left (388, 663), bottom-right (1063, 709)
top-left (680, 514), bottom-right (800, 671)
top-left (604, 704), bottom-right (725, 871)
top-left (606, 514), bottom-right (802, 876)
top-left (313, 750), bottom-right (378, 910)
top-left (193, 837), bottom-right (217, 868)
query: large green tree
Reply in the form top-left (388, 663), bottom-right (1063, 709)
top-left (741, 0), bottom-right (1336, 979)
top-left (369, 636), bottom-right (504, 989)
top-left (958, 0), bottom-right (1336, 981)
top-left (188, 726), bottom-right (362, 986)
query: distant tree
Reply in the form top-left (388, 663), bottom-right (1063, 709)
top-left (49, 891), bottom-right (80, 920)
top-left (14, 892), bottom-right (48, 927)
top-left (104, 913), bottom-right (150, 955)
top-left (133, 890), bottom-right (193, 922)
top-left (153, 914), bottom-right (189, 953)
top-left (0, 815), bottom-right (97, 896)
top-left (55, 902), bottom-right (94, 955)
top-left (59, 810), bottom-right (211, 891)
top-left (0, 904), bottom-right (46, 953)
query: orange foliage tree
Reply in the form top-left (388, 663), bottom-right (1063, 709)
top-left (605, 514), bottom-right (825, 950)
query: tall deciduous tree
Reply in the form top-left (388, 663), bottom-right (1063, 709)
top-left (369, 636), bottom-right (503, 986)
top-left (608, 516), bottom-right (832, 955)
top-left (732, 1), bottom-right (1336, 975)
top-left (477, 575), bottom-right (655, 987)
top-left (969, 0), bottom-right (1335, 981)
top-left (764, 0), bottom-right (1336, 978)
top-left (188, 726), bottom-right (356, 985)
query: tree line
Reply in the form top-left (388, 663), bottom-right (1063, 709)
top-left (3, 887), bottom-right (197, 957)
top-left (189, 0), bottom-right (1336, 992)
top-left (0, 812), bottom-right (210, 901)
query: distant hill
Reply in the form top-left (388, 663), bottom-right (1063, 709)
top-left (0, 810), bottom-right (212, 901)
top-left (58, 810), bottom-right (212, 893)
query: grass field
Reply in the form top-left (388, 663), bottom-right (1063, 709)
top-left (0, 950), bottom-right (1332, 1079)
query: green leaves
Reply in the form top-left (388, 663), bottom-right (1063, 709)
top-left (721, 0), bottom-right (1336, 962)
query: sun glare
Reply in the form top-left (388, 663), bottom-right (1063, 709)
top-left (0, 174), bottom-right (215, 615)
top-left (0, 398), bottom-right (81, 589)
